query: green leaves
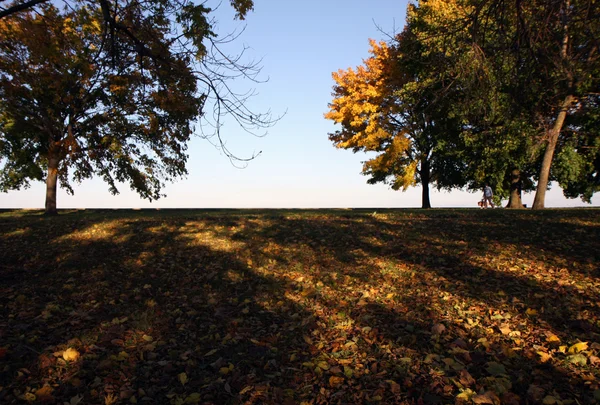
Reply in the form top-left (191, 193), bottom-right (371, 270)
top-left (0, 0), bottom-right (272, 213)
top-left (177, 4), bottom-right (215, 60)
top-left (485, 362), bottom-right (506, 377)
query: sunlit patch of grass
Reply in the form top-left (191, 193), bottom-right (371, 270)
top-left (53, 220), bottom-right (121, 243)
top-left (0, 227), bottom-right (31, 237)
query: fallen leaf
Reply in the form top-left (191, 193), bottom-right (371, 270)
top-left (34, 386), bottom-right (54, 403)
top-left (527, 384), bottom-right (546, 402)
top-left (459, 369), bottom-right (475, 387)
top-left (568, 341), bottom-right (588, 354)
top-left (431, 323), bottom-right (446, 335)
top-left (204, 349), bottom-right (218, 357)
top-left (566, 353), bottom-right (587, 366)
top-left (537, 351), bottom-right (552, 363)
top-left (472, 392), bottom-right (495, 404)
top-left (62, 348), bottom-right (80, 362)
top-left (329, 376), bottom-right (344, 387)
top-left (184, 393), bottom-right (201, 404)
top-left (456, 388), bottom-right (475, 402)
top-left (486, 361), bottom-right (506, 376)
top-left (178, 372), bottom-right (188, 385)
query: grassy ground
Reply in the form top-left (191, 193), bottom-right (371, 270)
top-left (0, 208), bottom-right (599, 405)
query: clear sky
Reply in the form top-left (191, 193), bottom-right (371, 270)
top-left (0, 0), bottom-right (597, 209)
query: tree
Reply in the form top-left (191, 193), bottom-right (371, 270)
top-left (0, 0), bottom-right (275, 214)
top-left (554, 94), bottom-right (600, 201)
top-left (325, 38), bottom-right (465, 209)
top-left (406, 0), bottom-right (600, 209)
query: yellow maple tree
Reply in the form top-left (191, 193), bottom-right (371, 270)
top-left (325, 40), bottom-right (416, 191)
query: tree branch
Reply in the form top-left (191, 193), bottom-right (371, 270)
top-left (0, 0), bottom-right (48, 18)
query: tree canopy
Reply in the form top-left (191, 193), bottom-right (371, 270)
top-left (0, 0), bottom-right (275, 214)
top-left (406, 0), bottom-right (600, 208)
top-left (327, 0), bottom-right (599, 208)
top-left (325, 38), bottom-right (465, 208)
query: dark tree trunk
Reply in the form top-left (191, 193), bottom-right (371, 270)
top-left (421, 157), bottom-right (431, 209)
top-left (45, 155), bottom-right (59, 215)
top-left (532, 94), bottom-right (573, 209)
top-left (506, 168), bottom-right (525, 209)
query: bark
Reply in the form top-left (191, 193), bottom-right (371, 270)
top-left (533, 7), bottom-right (573, 210)
top-left (506, 168), bottom-right (525, 209)
top-left (532, 94), bottom-right (574, 209)
top-left (420, 157), bottom-right (431, 209)
top-left (45, 154), bottom-right (59, 215)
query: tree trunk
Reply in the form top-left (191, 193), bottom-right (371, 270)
top-left (532, 94), bottom-right (574, 209)
top-left (506, 168), bottom-right (525, 209)
top-left (45, 155), bottom-right (59, 215)
top-left (420, 157), bottom-right (431, 209)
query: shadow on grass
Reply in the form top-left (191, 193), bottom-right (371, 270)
top-left (0, 209), bottom-right (598, 404)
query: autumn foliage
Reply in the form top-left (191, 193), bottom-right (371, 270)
top-left (1, 209), bottom-right (599, 404)
top-left (326, 40), bottom-right (417, 192)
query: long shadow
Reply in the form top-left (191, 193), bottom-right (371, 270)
top-left (1, 209), bottom-right (599, 404)
top-left (223, 211), bottom-right (600, 403)
top-left (1, 214), bottom-right (318, 403)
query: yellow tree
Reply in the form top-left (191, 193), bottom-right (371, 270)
top-left (325, 39), bottom-right (464, 208)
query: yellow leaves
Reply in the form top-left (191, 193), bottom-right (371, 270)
top-left (317, 361), bottom-right (330, 371)
top-left (184, 393), bottom-right (201, 404)
top-left (408, 0), bottom-right (474, 56)
top-left (471, 391), bottom-right (500, 404)
top-left (456, 388), bottom-right (476, 402)
top-left (204, 349), bottom-right (218, 357)
top-left (178, 372), bottom-right (188, 385)
top-left (219, 363), bottom-right (234, 375)
top-left (83, 18), bottom-right (102, 35)
top-left (329, 376), bottom-right (344, 387)
top-left (568, 341), bottom-right (588, 354)
top-left (35, 386), bottom-right (54, 403)
top-left (62, 17), bottom-right (75, 35)
top-left (325, 39), bottom-right (401, 155)
top-left (62, 348), bottom-right (80, 362)
top-left (117, 351), bottom-right (129, 361)
top-left (537, 351), bottom-right (552, 363)
top-left (423, 0), bottom-right (472, 21)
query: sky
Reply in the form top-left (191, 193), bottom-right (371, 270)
top-left (0, 0), bottom-right (597, 209)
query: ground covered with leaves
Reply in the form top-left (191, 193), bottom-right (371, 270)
top-left (0, 208), bottom-right (599, 405)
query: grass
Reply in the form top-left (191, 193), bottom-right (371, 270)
top-left (0, 208), bottom-right (599, 404)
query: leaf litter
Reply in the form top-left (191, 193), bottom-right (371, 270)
top-left (0, 208), bottom-right (598, 404)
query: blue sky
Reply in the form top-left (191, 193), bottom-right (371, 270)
top-left (0, 0), bottom-right (597, 209)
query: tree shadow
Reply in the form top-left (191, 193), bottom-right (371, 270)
top-left (223, 210), bottom-right (600, 402)
top-left (1, 209), bottom-right (599, 404)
